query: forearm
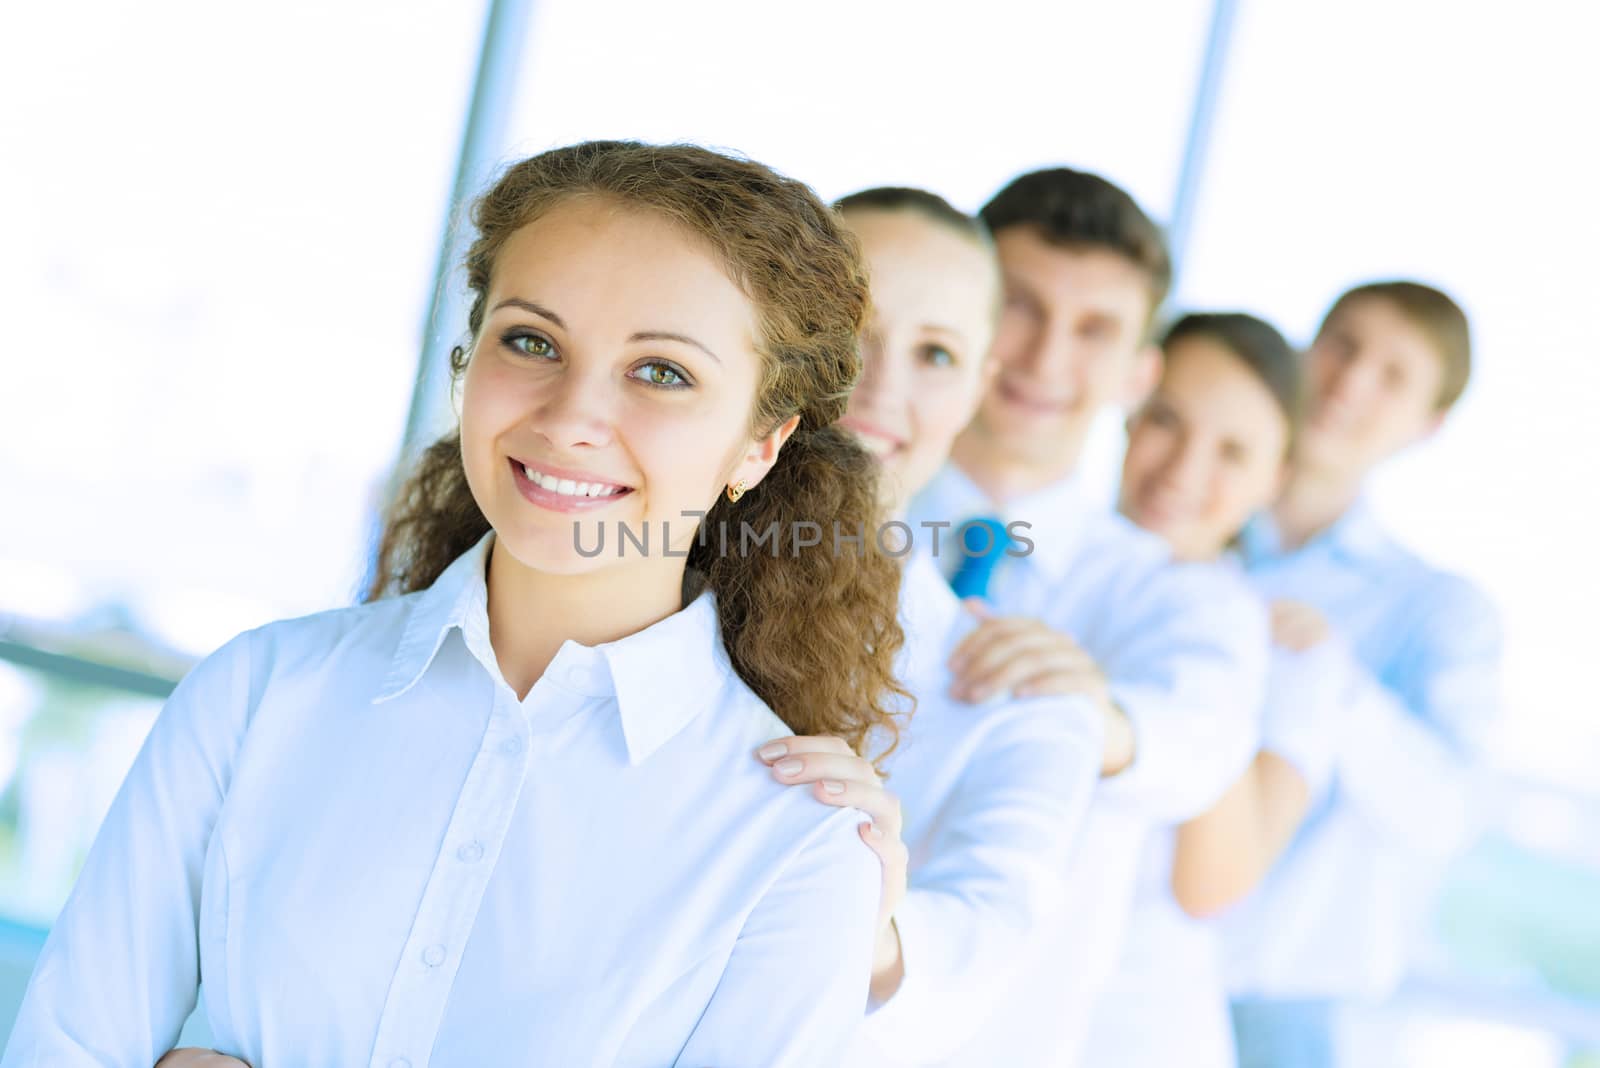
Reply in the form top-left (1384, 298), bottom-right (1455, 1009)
top-left (1172, 750), bottom-right (1310, 917)
top-left (155, 1051), bottom-right (249, 1067)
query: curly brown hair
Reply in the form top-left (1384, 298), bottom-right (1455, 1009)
top-left (365, 141), bottom-right (910, 757)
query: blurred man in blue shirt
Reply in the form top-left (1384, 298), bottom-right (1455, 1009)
top-left (1222, 281), bottom-right (1504, 1068)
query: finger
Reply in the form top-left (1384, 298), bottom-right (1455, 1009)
top-left (961, 596), bottom-right (994, 619)
top-left (948, 616), bottom-right (1045, 670)
top-left (754, 734), bottom-right (853, 764)
top-left (955, 630), bottom-right (1084, 694)
top-left (1011, 666), bottom-right (1104, 699)
top-left (858, 821), bottom-right (910, 875)
top-left (812, 780), bottom-right (903, 835)
top-left (962, 647), bottom-right (1095, 701)
top-left (771, 751), bottom-right (882, 787)
top-left (949, 620), bottom-right (1056, 680)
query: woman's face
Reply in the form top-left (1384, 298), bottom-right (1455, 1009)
top-left (459, 196), bottom-right (793, 574)
top-left (1119, 335), bottom-right (1289, 561)
top-left (837, 209), bottom-right (999, 512)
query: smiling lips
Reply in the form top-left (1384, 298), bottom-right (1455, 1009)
top-left (997, 376), bottom-right (1074, 415)
top-left (838, 417), bottom-right (906, 458)
top-left (510, 458), bottom-right (633, 514)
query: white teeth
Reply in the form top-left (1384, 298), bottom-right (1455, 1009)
top-left (521, 464), bottom-right (623, 498)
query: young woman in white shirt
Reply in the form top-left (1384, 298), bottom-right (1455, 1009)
top-left (3, 141), bottom-right (911, 1068)
top-left (1073, 313), bottom-right (1345, 1068)
top-left (757, 188), bottom-right (1106, 1064)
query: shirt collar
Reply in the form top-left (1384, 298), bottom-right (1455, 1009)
top-left (374, 529), bottom-right (496, 705)
top-left (897, 549), bottom-right (965, 686)
top-left (921, 463), bottom-right (1098, 582)
top-left (373, 530), bottom-right (730, 766)
top-left (598, 590), bottom-right (728, 764)
top-left (1240, 496), bottom-right (1391, 566)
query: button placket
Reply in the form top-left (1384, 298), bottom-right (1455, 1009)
top-left (367, 693), bottom-right (532, 1067)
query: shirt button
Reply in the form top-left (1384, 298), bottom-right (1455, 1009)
top-left (499, 735), bottom-right (524, 756)
top-left (389, 1059), bottom-right (412, 1068)
top-left (422, 943), bottom-right (447, 968)
top-left (564, 665), bottom-right (585, 687)
top-left (457, 840), bottom-right (485, 863)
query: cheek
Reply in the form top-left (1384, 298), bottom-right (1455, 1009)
top-left (1120, 433), bottom-right (1164, 493)
top-left (629, 398), bottom-right (749, 510)
top-left (912, 369), bottom-right (984, 443)
top-left (1215, 464), bottom-right (1275, 518)
top-left (990, 311), bottom-right (1035, 367)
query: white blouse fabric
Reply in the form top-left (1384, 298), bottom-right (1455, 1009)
top-left (846, 551), bottom-right (1105, 1065)
top-left (905, 464), bottom-right (1268, 1066)
top-left (2, 531), bottom-right (880, 1068)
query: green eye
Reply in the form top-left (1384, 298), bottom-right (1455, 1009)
top-left (635, 361), bottom-right (688, 388)
top-left (507, 333), bottom-right (555, 358)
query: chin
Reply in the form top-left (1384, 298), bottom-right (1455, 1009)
top-left (494, 516), bottom-right (624, 575)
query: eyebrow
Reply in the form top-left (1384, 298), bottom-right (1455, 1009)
top-left (491, 298), bottom-right (565, 327)
top-left (629, 331), bottom-right (723, 365)
top-left (490, 299), bottom-right (722, 366)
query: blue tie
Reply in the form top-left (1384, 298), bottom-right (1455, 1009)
top-left (949, 517), bottom-right (1011, 600)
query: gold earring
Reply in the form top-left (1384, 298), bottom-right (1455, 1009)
top-left (726, 479), bottom-right (747, 503)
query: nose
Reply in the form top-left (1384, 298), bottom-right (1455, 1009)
top-left (1011, 320), bottom-right (1084, 399)
top-left (1323, 351), bottom-right (1381, 407)
top-left (530, 363), bottom-right (616, 451)
top-left (1157, 432), bottom-right (1210, 496)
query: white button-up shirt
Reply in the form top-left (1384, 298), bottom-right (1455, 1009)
top-left (1077, 628), bottom-right (1355, 1068)
top-left (2, 531), bottom-right (880, 1068)
top-left (847, 552), bottom-right (1104, 1066)
top-left (1221, 502), bottom-right (1502, 1000)
top-left (905, 464), bottom-right (1267, 1067)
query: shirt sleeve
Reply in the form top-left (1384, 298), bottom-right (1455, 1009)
top-left (856, 697), bottom-right (1103, 1063)
top-left (673, 806), bottom-right (880, 1068)
top-left (1257, 642), bottom-right (1351, 803)
top-left (1096, 563), bottom-right (1269, 823)
top-left (1, 629), bottom-right (254, 1068)
top-left (1328, 576), bottom-right (1502, 860)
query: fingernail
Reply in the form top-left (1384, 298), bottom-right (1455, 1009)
top-left (775, 758), bottom-right (803, 775)
top-left (757, 742), bottom-right (787, 761)
top-left (823, 780), bottom-right (845, 795)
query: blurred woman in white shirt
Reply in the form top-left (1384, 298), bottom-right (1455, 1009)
top-left (1078, 312), bottom-right (1344, 1068)
top-left (758, 188), bottom-right (1106, 1064)
top-left (2, 141), bottom-right (911, 1068)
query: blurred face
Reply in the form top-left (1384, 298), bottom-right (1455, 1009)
top-left (838, 209), bottom-right (999, 511)
top-left (972, 227), bottom-right (1159, 470)
top-left (1298, 296), bottom-right (1445, 480)
top-left (1119, 336), bottom-right (1290, 561)
top-left (459, 197), bottom-right (793, 574)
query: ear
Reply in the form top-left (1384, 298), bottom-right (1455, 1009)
top-left (1414, 408), bottom-right (1447, 445)
top-left (1122, 343), bottom-right (1163, 410)
top-left (733, 413), bottom-right (802, 491)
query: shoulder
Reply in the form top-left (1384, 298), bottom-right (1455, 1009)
top-left (693, 681), bottom-right (881, 897)
top-left (230, 594), bottom-right (416, 690)
top-left (1073, 509), bottom-right (1173, 577)
top-left (1354, 519), bottom-right (1500, 643)
top-left (1398, 566), bottom-right (1502, 658)
top-left (671, 669), bottom-right (849, 823)
top-left (1089, 517), bottom-right (1265, 631)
